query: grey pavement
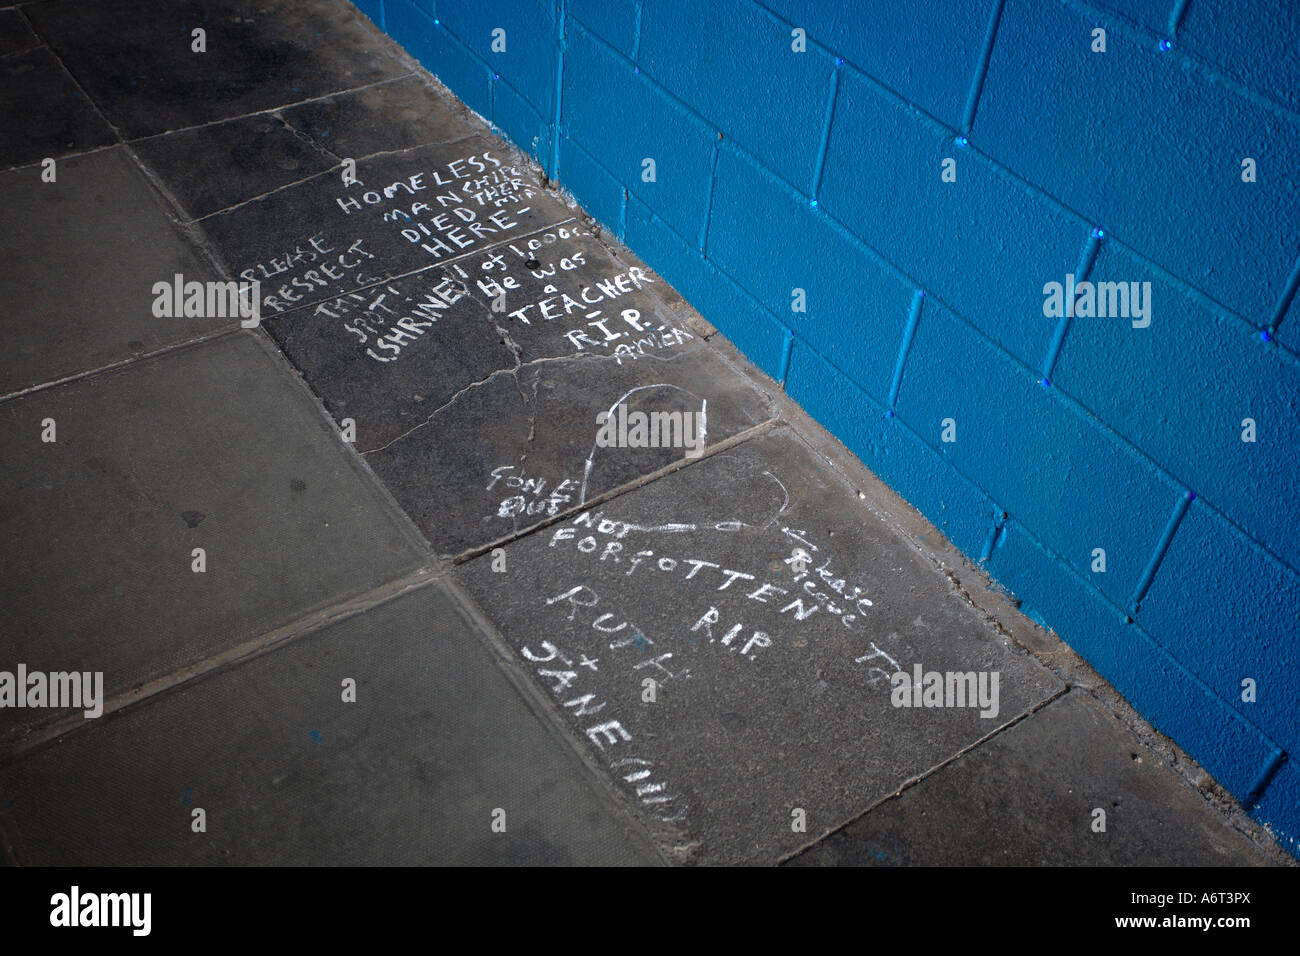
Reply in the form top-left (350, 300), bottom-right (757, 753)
top-left (785, 690), bottom-right (1272, 867)
top-left (0, 582), bottom-right (660, 865)
top-left (0, 0), bottom-right (1289, 867)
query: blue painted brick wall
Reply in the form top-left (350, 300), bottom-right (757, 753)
top-left (357, 0), bottom-right (1300, 856)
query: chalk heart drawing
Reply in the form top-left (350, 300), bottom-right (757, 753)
top-left (579, 384), bottom-right (709, 505)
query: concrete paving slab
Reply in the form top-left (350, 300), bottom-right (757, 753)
top-left (199, 137), bottom-right (575, 320)
top-left (254, 216), bottom-right (770, 555)
top-left (25, 0), bottom-right (406, 140)
top-left (132, 113), bottom-right (337, 220)
top-left (261, 266), bottom-right (515, 452)
top-left (0, 582), bottom-right (663, 865)
top-left (0, 46), bottom-right (116, 167)
top-left (0, 146), bottom-right (228, 396)
top-left (455, 426), bottom-right (1063, 864)
top-left (785, 690), bottom-right (1273, 866)
top-left (279, 74), bottom-right (471, 160)
top-left (0, 8), bottom-right (39, 56)
top-left (367, 341), bottom-right (776, 557)
top-left (0, 332), bottom-right (427, 742)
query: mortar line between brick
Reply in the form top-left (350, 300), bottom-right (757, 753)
top-left (568, 19), bottom-right (742, 143)
top-left (612, 24), bottom-right (1300, 352)
top-left (425, 12), bottom-right (516, 131)
top-left (1042, 230), bottom-right (1102, 381)
top-left (1130, 490), bottom-right (1193, 612)
top-left (699, 142), bottom-right (720, 253)
top-left (1168, 0), bottom-right (1192, 36)
top-left (0, 566), bottom-right (446, 766)
top-left (804, 125), bottom-right (1296, 356)
top-left (1268, 251), bottom-right (1300, 332)
top-left (549, 0), bottom-right (566, 179)
top-left (810, 67), bottom-right (839, 199)
top-left (619, 200), bottom-right (788, 339)
top-left (888, 289), bottom-right (925, 409)
top-left (978, 510), bottom-right (1009, 564)
top-left (688, 133), bottom-right (1173, 373)
top-left (1246, 749), bottom-right (1288, 808)
top-left (631, 0), bottom-right (643, 60)
top-left (447, 417), bottom-right (782, 564)
top-left (962, 0), bottom-right (1005, 134)
top-left (793, 293), bottom-right (1300, 579)
top-left (1063, 0), bottom-right (1300, 124)
top-left (776, 685), bottom-right (1070, 865)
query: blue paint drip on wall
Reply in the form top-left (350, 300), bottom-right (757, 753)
top-left (358, 0), bottom-right (1300, 857)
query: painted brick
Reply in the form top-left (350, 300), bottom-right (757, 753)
top-left (638, 0), bottom-right (833, 191)
top-left (562, 23), bottom-right (715, 243)
top-left (566, 0), bottom-right (639, 58)
top-left (762, 0), bottom-right (995, 131)
top-left (895, 299), bottom-right (1179, 608)
top-left (625, 197), bottom-right (788, 379)
top-left (1053, 241), bottom-right (1300, 571)
top-left (1137, 499), bottom-right (1300, 755)
top-left (437, 0), bottom-right (557, 119)
top-left (493, 78), bottom-right (552, 164)
top-left (1179, 0), bottom-right (1300, 114)
top-left (386, 0), bottom-right (492, 118)
top-left (1087, 0), bottom-right (1174, 33)
top-left (821, 66), bottom-right (1087, 371)
top-left (787, 344), bottom-right (998, 562)
top-left (976, 0), bottom-right (1300, 325)
top-left (557, 135), bottom-right (625, 235)
top-left (708, 147), bottom-right (915, 405)
top-left (987, 519), bottom-right (1280, 803)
